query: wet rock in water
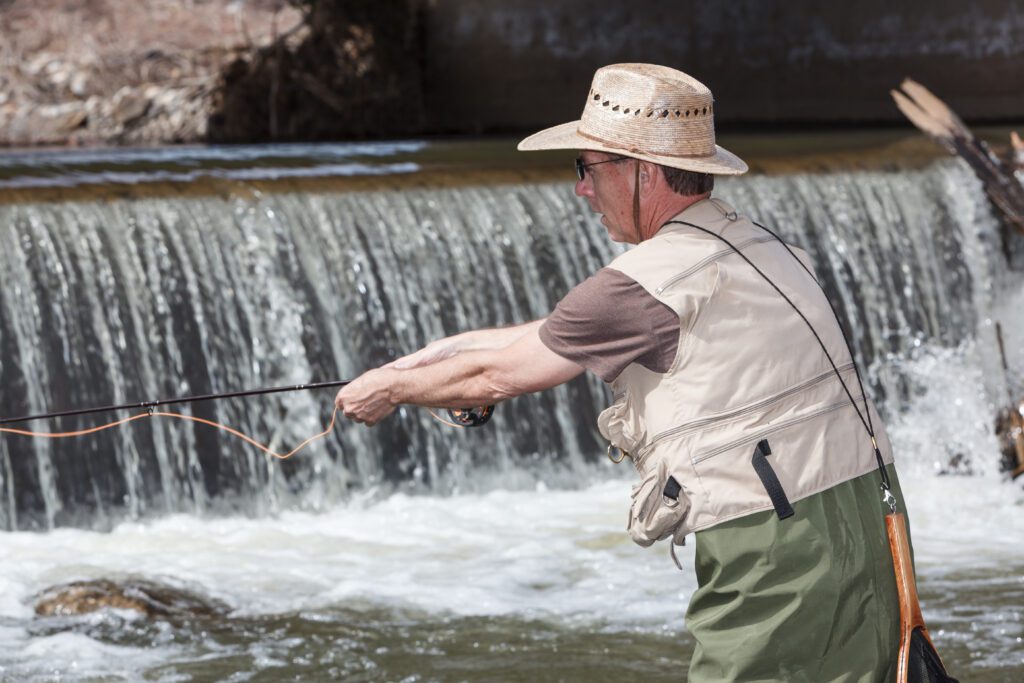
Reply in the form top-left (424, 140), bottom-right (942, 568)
top-left (33, 578), bottom-right (227, 619)
top-left (995, 401), bottom-right (1024, 479)
top-left (935, 452), bottom-right (974, 476)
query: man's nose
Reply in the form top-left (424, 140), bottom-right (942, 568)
top-left (574, 177), bottom-right (591, 197)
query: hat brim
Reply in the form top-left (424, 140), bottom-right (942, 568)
top-left (518, 120), bottom-right (748, 176)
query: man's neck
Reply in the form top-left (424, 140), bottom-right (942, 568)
top-left (640, 192), bottom-right (712, 241)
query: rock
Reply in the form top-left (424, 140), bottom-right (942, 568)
top-left (70, 70), bottom-right (94, 97)
top-left (25, 53), bottom-right (55, 77)
top-left (168, 109), bottom-right (185, 131)
top-left (155, 87), bottom-right (180, 110)
top-left (110, 86), bottom-right (151, 126)
top-left (46, 61), bottom-right (72, 89)
top-left (33, 578), bottom-right (227, 619)
top-left (37, 102), bottom-right (88, 135)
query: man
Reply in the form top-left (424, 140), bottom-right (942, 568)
top-left (336, 64), bottom-right (906, 681)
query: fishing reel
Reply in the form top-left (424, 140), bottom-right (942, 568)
top-left (446, 405), bottom-right (495, 427)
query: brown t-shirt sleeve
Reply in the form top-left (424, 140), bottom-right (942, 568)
top-left (539, 267), bottom-right (680, 382)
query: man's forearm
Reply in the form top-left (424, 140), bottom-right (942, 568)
top-left (336, 324), bottom-right (582, 425)
top-left (389, 349), bottom-right (514, 408)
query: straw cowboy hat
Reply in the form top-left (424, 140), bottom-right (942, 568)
top-left (518, 63), bottom-right (748, 176)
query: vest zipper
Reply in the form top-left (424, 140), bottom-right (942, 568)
top-left (634, 362), bottom-right (856, 460)
top-left (692, 397), bottom-right (860, 465)
top-left (654, 235), bottom-right (777, 295)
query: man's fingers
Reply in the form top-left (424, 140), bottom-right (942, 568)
top-left (333, 370), bottom-right (395, 426)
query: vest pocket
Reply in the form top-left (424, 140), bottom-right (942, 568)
top-left (598, 386), bottom-right (646, 459)
top-left (688, 399), bottom-right (856, 522)
top-left (627, 459), bottom-right (690, 547)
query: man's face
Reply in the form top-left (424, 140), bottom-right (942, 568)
top-left (574, 150), bottom-right (636, 243)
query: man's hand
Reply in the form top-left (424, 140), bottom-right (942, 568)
top-left (334, 368), bottom-right (399, 426)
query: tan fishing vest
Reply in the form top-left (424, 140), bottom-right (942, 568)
top-left (598, 198), bottom-right (894, 547)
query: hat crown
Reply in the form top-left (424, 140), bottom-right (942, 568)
top-left (580, 63), bottom-right (717, 158)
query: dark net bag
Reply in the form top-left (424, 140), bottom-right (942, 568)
top-left (906, 626), bottom-right (958, 682)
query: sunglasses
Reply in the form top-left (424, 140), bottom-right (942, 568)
top-left (574, 156), bottom-right (628, 181)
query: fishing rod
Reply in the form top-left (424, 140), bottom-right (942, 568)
top-left (0, 379), bottom-right (353, 426)
top-left (0, 378), bottom-right (494, 429)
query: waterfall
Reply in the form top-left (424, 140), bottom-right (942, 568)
top-left (0, 158), bottom-right (1005, 530)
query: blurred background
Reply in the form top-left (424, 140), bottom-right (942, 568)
top-left (1, 0), bottom-right (1022, 145)
top-left (0, 1), bottom-right (1022, 681)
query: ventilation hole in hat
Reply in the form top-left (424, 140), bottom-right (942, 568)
top-left (685, 110), bottom-right (690, 117)
top-left (612, 105), bottom-right (620, 111)
top-left (593, 94), bottom-right (600, 100)
top-left (646, 110), bottom-right (654, 117)
top-left (603, 100), bottom-right (610, 106)
top-left (661, 110), bottom-right (669, 118)
top-left (702, 107), bottom-right (708, 115)
top-left (634, 110), bottom-right (640, 115)
top-left (674, 110), bottom-right (681, 117)
top-left (623, 108), bottom-right (630, 114)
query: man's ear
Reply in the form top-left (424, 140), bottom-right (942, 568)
top-left (639, 160), bottom-right (660, 195)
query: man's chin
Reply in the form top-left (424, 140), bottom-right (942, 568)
top-left (597, 215), bottom-right (627, 243)
top-left (604, 228), bottom-right (628, 243)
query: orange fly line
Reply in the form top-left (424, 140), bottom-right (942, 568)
top-left (0, 408), bottom-right (340, 460)
top-left (0, 406), bottom-right (470, 460)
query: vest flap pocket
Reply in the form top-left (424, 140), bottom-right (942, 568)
top-left (627, 459), bottom-right (690, 548)
top-left (689, 399), bottom-right (861, 524)
top-left (598, 386), bottom-right (646, 456)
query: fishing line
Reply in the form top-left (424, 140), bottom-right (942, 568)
top-left (0, 409), bottom-right (340, 460)
top-left (0, 379), bottom-right (493, 459)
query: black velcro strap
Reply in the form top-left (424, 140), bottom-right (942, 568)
top-left (663, 475), bottom-right (682, 500)
top-left (750, 439), bottom-right (794, 520)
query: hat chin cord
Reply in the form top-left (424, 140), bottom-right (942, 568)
top-left (632, 158), bottom-right (642, 243)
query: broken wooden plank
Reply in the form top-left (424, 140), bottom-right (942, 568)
top-left (892, 79), bottom-right (1024, 260)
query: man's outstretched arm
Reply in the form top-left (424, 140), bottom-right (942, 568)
top-left (335, 325), bottom-right (583, 425)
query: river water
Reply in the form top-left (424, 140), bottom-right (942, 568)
top-left (0, 139), bottom-right (1022, 681)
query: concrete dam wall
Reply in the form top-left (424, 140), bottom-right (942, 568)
top-left (421, 0), bottom-right (1024, 133)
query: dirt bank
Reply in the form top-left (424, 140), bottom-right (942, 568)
top-left (0, 0), bottom-right (303, 146)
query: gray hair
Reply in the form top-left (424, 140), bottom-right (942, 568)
top-left (660, 165), bottom-right (714, 196)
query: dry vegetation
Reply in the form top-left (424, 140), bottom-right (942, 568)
top-left (0, 0), bottom-right (304, 145)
